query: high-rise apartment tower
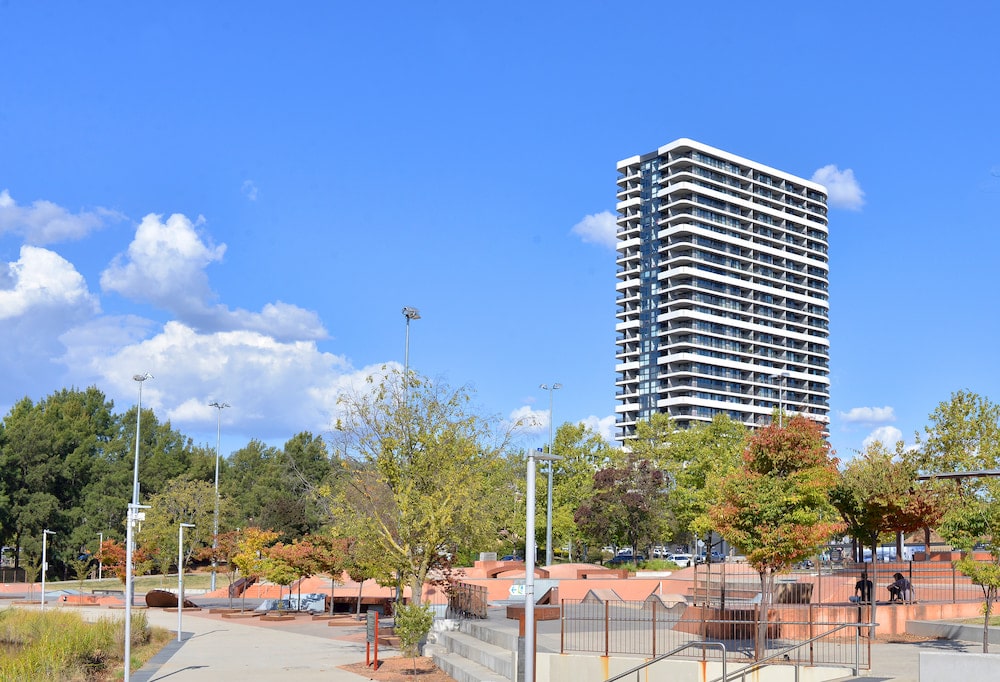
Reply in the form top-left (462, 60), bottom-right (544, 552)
top-left (615, 138), bottom-right (830, 439)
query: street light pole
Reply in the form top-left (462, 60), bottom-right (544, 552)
top-left (539, 383), bottom-right (562, 566)
top-left (124, 502), bottom-right (150, 681)
top-left (132, 373), bottom-right (153, 508)
top-left (402, 306), bottom-right (421, 382)
top-left (178, 523), bottom-right (195, 642)
top-left (97, 532), bottom-right (103, 581)
top-left (208, 401), bottom-right (229, 592)
top-left (40, 529), bottom-right (55, 609)
top-left (769, 372), bottom-right (790, 427)
top-left (525, 450), bottom-right (561, 682)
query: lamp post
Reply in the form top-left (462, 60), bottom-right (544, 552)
top-left (129, 372), bottom-right (152, 612)
top-left (769, 372), bottom-right (790, 427)
top-left (40, 529), bottom-right (55, 609)
top-left (97, 532), bottom-right (103, 581)
top-left (539, 383), bottom-right (562, 566)
top-left (123, 503), bottom-right (149, 682)
top-left (208, 401), bottom-right (229, 592)
top-left (177, 523), bottom-right (195, 642)
top-left (525, 450), bottom-right (561, 682)
top-left (402, 306), bottom-right (421, 381)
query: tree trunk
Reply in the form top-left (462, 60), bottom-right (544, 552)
top-left (983, 588), bottom-right (993, 654)
top-left (356, 581), bottom-right (362, 615)
top-left (895, 531), bottom-right (903, 559)
top-left (924, 526), bottom-right (932, 561)
top-left (755, 568), bottom-right (774, 660)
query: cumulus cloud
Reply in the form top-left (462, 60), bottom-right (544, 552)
top-left (0, 245), bottom-right (99, 320)
top-left (811, 165), bottom-right (865, 210)
top-left (839, 406), bottom-right (896, 424)
top-left (0, 189), bottom-right (124, 245)
top-left (101, 213), bottom-right (326, 341)
top-left (509, 405), bottom-right (547, 432)
top-left (862, 426), bottom-right (904, 451)
top-left (579, 414), bottom-right (617, 444)
top-left (71, 320), bottom-right (370, 438)
top-left (0, 246), bottom-right (101, 392)
top-left (570, 211), bottom-right (617, 249)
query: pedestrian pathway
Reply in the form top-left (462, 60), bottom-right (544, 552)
top-left (137, 607), bottom-right (379, 681)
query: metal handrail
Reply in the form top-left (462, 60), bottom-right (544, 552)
top-left (604, 642), bottom-right (727, 682)
top-left (709, 621), bottom-right (875, 682)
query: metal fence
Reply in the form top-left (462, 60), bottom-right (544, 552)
top-left (690, 560), bottom-right (987, 606)
top-left (561, 598), bottom-right (870, 670)
top-left (447, 582), bottom-right (488, 619)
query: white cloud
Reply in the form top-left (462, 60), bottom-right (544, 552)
top-left (0, 189), bottom-right (124, 244)
top-left (862, 426), bottom-right (904, 451)
top-left (0, 246), bottom-right (101, 392)
top-left (811, 165), bottom-right (865, 211)
top-left (579, 414), bottom-right (617, 444)
top-left (101, 213), bottom-right (326, 341)
top-left (0, 245), bottom-right (99, 320)
top-left (75, 320), bottom-right (372, 438)
top-left (241, 180), bottom-right (259, 201)
top-left (839, 406), bottom-right (896, 424)
top-left (570, 211), bottom-right (617, 249)
top-left (509, 405), bottom-right (547, 432)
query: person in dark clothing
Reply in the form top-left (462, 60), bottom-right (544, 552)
top-left (888, 572), bottom-right (913, 602)
top-left (854, 572), bottom-right (873, 603)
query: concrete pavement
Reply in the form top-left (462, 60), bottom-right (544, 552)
top-left (135, 607), bottom-right (381, 681)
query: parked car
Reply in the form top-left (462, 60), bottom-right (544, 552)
top-left (607, 553), bottom-right (645, 566)
top-left (666, 553), bottom-right (693, 568)
top-left (695, 551), bottom-right (726, 564)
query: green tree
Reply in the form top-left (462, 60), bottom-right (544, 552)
top-left (137, 479), bottom-right (217, 575)
top-left (662, 414), bottom-right (747, 549)
top-left (710, 416), bottom-right (844, 658)
top-left (547, 423), bottom-right (620, 561)
top-left (232, 527), bottom-right (280, 611)
top-left (0, 388), bottom-right (117, 574)
top-left (939, 478), bottom-right (1000, 653)
top-left (574, 456), bottom-right (669, 561)
top-left (222, 436), bottom-right (329, 539)
top-left (921, 391), bottom-right (1000, 653)
top-left (395, 601), bottom-right (434, 663)
top-left (328, 371), bottom-right (518, 603)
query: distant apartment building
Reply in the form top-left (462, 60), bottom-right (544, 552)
top-left (615, 138), bottom-right (830, 439)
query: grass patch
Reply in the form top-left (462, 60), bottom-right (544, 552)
top-left (47, 572), bottom-right (217, 593)
top-left (0, 607), bottom-right (171, 681)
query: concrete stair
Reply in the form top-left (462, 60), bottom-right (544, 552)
top-left (429, 619), bottom-right (520, 682)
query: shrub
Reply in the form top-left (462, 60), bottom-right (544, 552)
top-left (394, 602), bottom-right (434, 658)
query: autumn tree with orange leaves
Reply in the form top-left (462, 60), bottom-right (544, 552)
top-left (710, 416), bottom-right (844, 659)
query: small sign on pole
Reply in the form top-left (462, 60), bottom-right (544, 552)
top-left (365, 611), bottom-right (380, 670)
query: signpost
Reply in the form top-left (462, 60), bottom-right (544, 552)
top-left (365, 611), bottom-right (381, 670)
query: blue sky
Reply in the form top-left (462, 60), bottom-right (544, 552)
top-left (1, 2), bottom-right (998, 462)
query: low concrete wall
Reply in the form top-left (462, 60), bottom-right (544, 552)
top-left (538, 652), bottom-right (849, 682)
top-left (921, 651), bottom-right (1000, 678)
top-left (908, 619), bottom-right (1000, 645)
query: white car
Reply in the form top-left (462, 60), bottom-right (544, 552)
top-left (666, 553), bottom-right (693, 568)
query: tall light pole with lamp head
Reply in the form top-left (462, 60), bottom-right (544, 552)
top-left (177, 523), bottom-right (195, 642)
top-left (525, 450), bottom-right (561, 682)
top-left (208, 401), bottom-right (229, 592)
top-left (40, 529), bottom-right (55, 609)
top-left (132, 373), bottom-right (153, 508)
top-left (769, 371), bottom-right (790, 427)
top-left (402, 306), bottom-right (421, 381)
top-left (129, 372), bottom-right (152, 610)
top-left (539, 383), bottom-right (561, 566)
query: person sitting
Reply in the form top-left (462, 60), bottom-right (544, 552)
top-left (852, 572), bottom-right (873, 603)
top-left (887, 572), bottom-right (913, 602)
